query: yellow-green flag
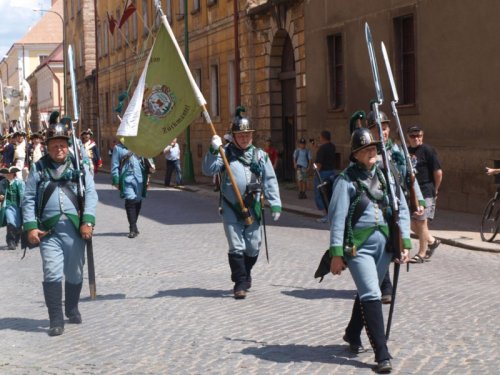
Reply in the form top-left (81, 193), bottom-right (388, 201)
top-left (117, 16), bottom-right (205, 158)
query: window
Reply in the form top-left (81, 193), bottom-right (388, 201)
top-left (142, 0), bottom-right (149, 36)
top-left (132, 12), bottom-right (138, 41)
top-left (394, 14), bottom-right (416, 105)
top-left (327, 33), bottom-right (344, 109)
top-left (178, 0), bottom-right (185, 18)
top-left (97, 24), bottom-right (102, 57)
top-left (193, 0), bottom-right (200, 13)
top-left (165, 0), bottom-right (172, 23)
top-left (193, 68), bottom-right (202, 91)
top-left (210, 64), bottom-right (219, 116)
top-left (103, 25), bottom-right (109, 55)
top-left (228, 60), bottom-right (236, 116)
top-left (78, 40), bottom-right (83, 67)
top-left (39, 55), bottom-right (49, 64)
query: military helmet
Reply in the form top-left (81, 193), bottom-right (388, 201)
top-left (349, 110), bottom-right (366, 134)
top-left (231, 116), bottom-right (254, 134)
top-left (46, 122), bottom-right (70, 141)
top-left (350, 128), bottom-right (381, 155)
top-left (367, 110), bottom-right (390, 128)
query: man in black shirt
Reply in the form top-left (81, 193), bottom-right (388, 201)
top-left (407, 125), bottom-right (443, 263)
top-left (314, 130), bottom-right (337, 222)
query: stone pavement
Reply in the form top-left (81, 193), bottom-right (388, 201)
top-left (0, 174), bottom-right (498, 374)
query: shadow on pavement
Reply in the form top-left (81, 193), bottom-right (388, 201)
top-left (0, 317), bottom-right (47, 333)
top-left (281, 288), bottom-right (356, 300)
top-left (92, 232), bottom-right (129, 237)
top-left (148, 288), bottom-right (232, 299)
top-left (80, 293), bottom-right (126, 302)
top-left (240, 343), bottom-right (373, 368)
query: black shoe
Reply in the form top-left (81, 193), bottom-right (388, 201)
top-left (373, 359), bottom-right (392, 373)
top-left (7, 241), bottom-right (16, 250)
top-left (343, 334), bottom-right (365, 354)
top-left (48, 326), bottom-right (64, 336)
top-left (426, 239), bottom-right (441, 259)
top-left (128, 231), bottom-right (138, 238)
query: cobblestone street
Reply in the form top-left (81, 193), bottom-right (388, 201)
top-left (0, 175), bottom-right (498, 374)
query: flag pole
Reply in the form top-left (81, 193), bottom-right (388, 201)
top-left (155, 2), bottom-right (253, 225)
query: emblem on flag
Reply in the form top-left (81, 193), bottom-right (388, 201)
top-left (143, 85), bottom-right (175, 119)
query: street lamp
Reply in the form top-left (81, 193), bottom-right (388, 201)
top-left (33, 8), bottom-right (67, 115)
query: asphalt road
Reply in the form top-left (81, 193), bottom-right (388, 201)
top-left (0, 175), bottom-right (498, 374)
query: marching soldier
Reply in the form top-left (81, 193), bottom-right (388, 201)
top-left (81, 129), bottom-right (102, 174)
top-left (22, 121), bottom-right (98, 336)
top-left (0, 166), bottom-right (24, 250)
top-left (202, 112), bottom-right (281, 299)
top-left (328, 128), bottom-right (411, 373)
top-left (111, 140), bottom-right (155, 238)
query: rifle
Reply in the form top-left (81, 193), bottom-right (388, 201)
top-left (68, 45), bottom-right (96, 300)
top-left (381, 42), bottom-right (419, 213)
top-left (365, 23), bottom-right (402, 340)
top-left (312, 163), bottom-right (332, 211)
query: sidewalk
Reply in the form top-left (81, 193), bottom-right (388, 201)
top-left (153, 175), bottom-right (500, 254)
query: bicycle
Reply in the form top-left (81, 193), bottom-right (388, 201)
top-left (480, 186), bottom-right (500, 242)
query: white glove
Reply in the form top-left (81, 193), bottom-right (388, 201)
top-left (211, 135), bottom-right (222, 150)
top-left (272, 212), bottom-right (281, 221)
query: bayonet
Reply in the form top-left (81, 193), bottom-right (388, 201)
top-left (381, 42), bottom-right (419, 213)
top-left (68, 45), bottom-right (96, 300)
top-left (365, 23), bottom-right (402, 340)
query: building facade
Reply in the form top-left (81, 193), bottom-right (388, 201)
top-left (0, 0), bottom-right (62, 134)
top-left (63, 0), bottom-right (97, 142)
top-left (305, 0), bottom-right (500, 213)
top-left (91, 0), bottom-right (305, 176)
top-left (26, 44), bottom-right (65, 131)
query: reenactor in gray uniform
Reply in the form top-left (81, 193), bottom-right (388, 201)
top-left (111, 141), bottom-right (155, 238)
top-left (328, 128), bottom-right (411, 373)
top-left (202, 115), bottom-right (281, 299)
top-left (22, 122), bottom-right (98, 336)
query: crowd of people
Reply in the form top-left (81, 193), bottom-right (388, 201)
top-left (0, 102), bottom-right (453, 373)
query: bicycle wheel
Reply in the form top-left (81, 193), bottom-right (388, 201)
top-left (480, 198), bottom-right (500, 242)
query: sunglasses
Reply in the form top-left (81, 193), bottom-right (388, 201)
top-left (409, 134), bottom-right (423, 139)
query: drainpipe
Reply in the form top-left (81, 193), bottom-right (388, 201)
top-left (233, 0), bottom-right (241, 106)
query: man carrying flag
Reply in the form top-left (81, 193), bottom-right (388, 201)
top-left (202, 109), bottom-right (282, 299)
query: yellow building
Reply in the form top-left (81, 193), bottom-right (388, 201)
top-left (0, 0), bottom-right (62, 133)
top-left (89, 0), bottom-right (305, 179)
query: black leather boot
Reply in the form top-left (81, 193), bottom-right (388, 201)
top-left (361, 300), bottom-right (392, 373)
top-left (343, 295), bottom-right (366, 354)
top-left (228, 253), bottom-right (248, 299)
top-left (380, 271), bottom-right (393, 305)
top-left (135, 201), bottom-right (142, 234)
top-left (42, 281), bottom-right (64, 336)
top-left (6, 224), bottom-right (17, 250)
top-left (243, 254), bottom-right (258, 290)
top-left (65, 282), bottom-right (83, 324)
top-left (125, 200), bottom-right (138, 238)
